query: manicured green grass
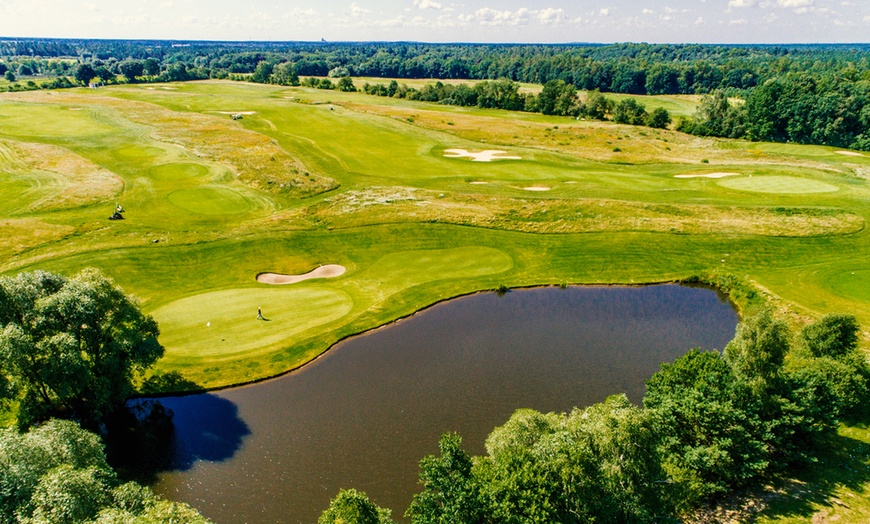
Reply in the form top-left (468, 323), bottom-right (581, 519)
top-left (719, 175), bottom-right (841, 194)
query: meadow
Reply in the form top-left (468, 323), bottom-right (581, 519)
top-left (2, 79), bottom-right (869, 520)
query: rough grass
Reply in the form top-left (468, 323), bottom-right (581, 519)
top-left (0, 138), bottom-right (123, 211)
top-left (296, 186), bottom-right (863, 236)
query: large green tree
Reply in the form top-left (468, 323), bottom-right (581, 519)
top-left (0, 269), bottom-right (164, 428)
top-left (319, 489), bottom-right (394, 524)
top-left (73, 64), bottom-right (95, 85)
top-left (0, 419), bottom-right (212, 524)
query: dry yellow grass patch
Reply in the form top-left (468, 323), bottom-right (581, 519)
top-left (0, 218), bottom-right (75, 258)
top-left (288, 186), bottom-right (863, 237)
top-left (1, 138), bottom-right (123, 210)
top-left (4, 91), bottom-right (337, 198)
top-left (346, 101), bottom-right (851, 173)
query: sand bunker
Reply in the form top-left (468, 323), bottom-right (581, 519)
top-left (216, 111), bottom-right (257, 115)
top-left (444, 149), bottom-right (521, 162)
top-left (257, 264), bottom-right (346, 285)
top-left (836, 151), bottom-right (864, 157)
top-left (522, 186), bottom-right (551, 191)
top-left (469, 181), bottom-right (489, 185)
top-left (675, 172), bottom-right (740, 179)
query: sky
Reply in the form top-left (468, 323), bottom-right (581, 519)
top-left (1, 0), bottom-right (869, 44)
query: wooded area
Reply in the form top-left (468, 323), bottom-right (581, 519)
top-left (2, 40), bottom-right (870, 149)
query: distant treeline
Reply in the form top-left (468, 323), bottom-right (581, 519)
top-left (2, 40), bottom-right (870, 148)
top-left (360, 78), bottom-right (671, 129)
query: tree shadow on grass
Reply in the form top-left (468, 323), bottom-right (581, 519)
top-left (106, 392), bottom-right (251, 485)
top-left (754, 424), bottom-right (870, 521)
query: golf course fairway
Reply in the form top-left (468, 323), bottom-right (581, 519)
top-left (1, 79), bottom-right (868, 391)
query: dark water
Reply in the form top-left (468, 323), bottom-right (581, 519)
top-left (148, 285), bottom-right (738, 523)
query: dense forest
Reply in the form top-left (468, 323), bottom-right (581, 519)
top-left (2, 39), bottom-right (870, 149)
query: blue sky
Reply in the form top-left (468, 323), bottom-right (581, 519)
top-left (1, 0), bottom-right (869, 43)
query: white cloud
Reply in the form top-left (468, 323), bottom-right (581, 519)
top-left (729, 18), bottom-right (749, 24)
top-left (778, 0), bottom-right (813, 7)
top-left (642, 8), bottom-right (655, 14)
top-left (475, 7), bottom-right (575, 26)
top-left (414, 0), bottom-right (443, 10)
top-left (159, 1), bottom-right (173, 8)
top-left (728, 0), bottom-right (757, 7)
top-left (695, 16), bottom-right (704, 24)
top-left (537, 7), bottom-right (567, 24)
top-left (599, 8), bottom-right (611, 16)
top-left (349, 2), bottom-right (370, 17)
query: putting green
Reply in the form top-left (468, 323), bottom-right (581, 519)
top-left (153, 287), bottom-right (353, 359)
top-left (149, 162), bottom-right (209, 182)
top-left (116, 145), bottom-right (166, 160)
top-left (718, 175), bottom-right (839, 194)
top-left (827, 269), bottom-right (870, 303)
top-left (167, 187), bottom-right (255, 215)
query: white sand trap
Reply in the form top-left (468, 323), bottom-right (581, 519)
top-left (469, 181), bottom-right (489, 185)
top-left (257, 264), bottom-right (346, 285)
top-left (675, 172), bottom-right (740, 179)
top-left (69, 108), bottom-right (83, 111)
top-left (836, 151), bottom-right (864, 157)
top-left (216, 111), bottom-right (257, 115)
top-left (444, 149), bottom-right (521, 162)
top-left (522, 186), bottom-right (551, 191)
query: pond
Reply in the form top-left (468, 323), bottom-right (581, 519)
top-left (147, 284), bottom-right (738, 523)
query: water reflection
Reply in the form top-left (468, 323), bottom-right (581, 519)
top-left (109, 395), bottom-right (251, 483)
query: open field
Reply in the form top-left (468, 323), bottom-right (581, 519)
top-left (2, 79), bottom-right (870, 520)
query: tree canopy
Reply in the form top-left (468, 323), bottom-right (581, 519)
top-left (0, 269), bottom-right (164, 428)
top-left (0, 418), bottom-right (212, 524)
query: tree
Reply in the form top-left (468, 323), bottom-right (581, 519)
top-left (645, 107), bottom-right (672, 129)
top-left (94, 66), bottom-right (114, 83)
top-left (0, 269), bottom-right (164, 428)
top-left (724, 308), bottom-right (789, 392)
top-left (5, 70), bottom-right (16, 82)
top-left (798, 314), bottom-right (860, 359)
top-left (583, 90), bottom-right (612, 120)
top-left (537, 79), bottom-right (579, 116)
top-left (118, 60), bottom-right (145, 82)
top-left (0, 419), bottom-right (214, 524)
top-left (74, 63), bottom-right (96, 85)
top-left (143, 58), bottom-right (160, 77)
top-left (319, 489), bottom-right (394, 524)
top-left (337, 76), bottom-right (356, 92)
top-left (272, 62), bottom-right (299, 86)
top-left (407, 433), bottom-right (483, 524)
top-left (645, 64), bottom-right (680, 95)
top-left (251, 60), bottom-right (274, 84)
top-left (612, 98), bottom-right (648, 125)
top-left (164, 63), bottom-right (189, 82)
top-left (644, 350), bottom-right (768, 505)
